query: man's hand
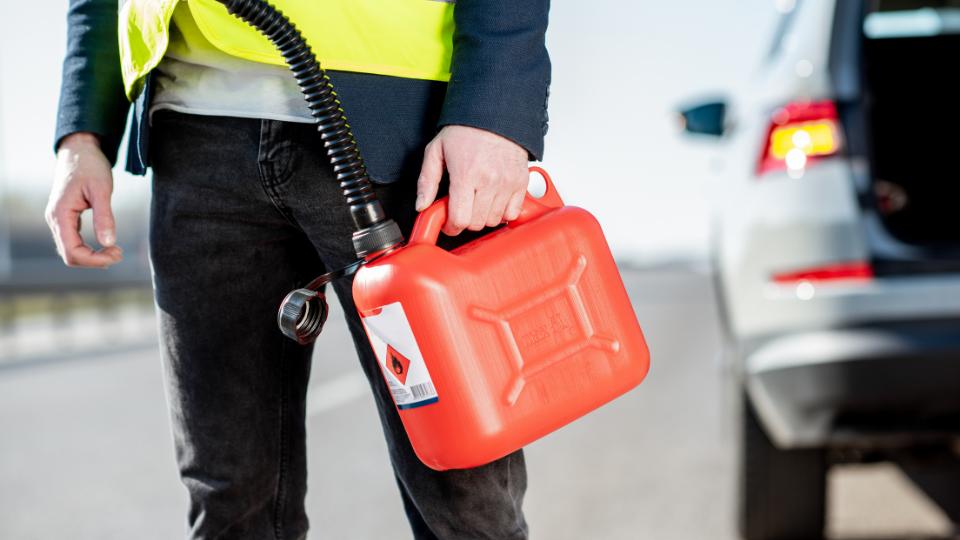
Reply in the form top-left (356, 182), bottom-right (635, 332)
top-left (416, 125), bottom-right (529, 236)
top-left (45, 132), bottom-right (123, 268)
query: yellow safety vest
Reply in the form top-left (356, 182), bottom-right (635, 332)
top-left (119, 0), bottom-right (455, 100)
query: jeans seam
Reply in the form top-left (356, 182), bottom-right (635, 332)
top-left (257, 120), bottom-right (299, 228)
top-left (273, 337), bottom-right (291, 540)
top-left (508, 456), bottom-right (525, 539)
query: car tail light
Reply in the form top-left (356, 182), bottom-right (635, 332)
top-left (757, 100), bottom-right (843, 176)
top-left (772, 261), bottom-right (873, 285)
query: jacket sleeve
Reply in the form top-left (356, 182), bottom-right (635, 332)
top-left (55, 0), bottom-right (131, 165)
top-left (437, 0), bottom-right (551, 161)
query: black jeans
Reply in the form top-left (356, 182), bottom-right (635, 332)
top-left (149, 111), bottom-right (528, 540)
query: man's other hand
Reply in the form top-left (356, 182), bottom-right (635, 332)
top-left (45, 132), bottom-right (123, 268)
top-left (416, 125), bottom-right (529, 236)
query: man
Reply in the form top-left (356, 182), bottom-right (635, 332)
top-left (47, 0), bottom-right (550, 538)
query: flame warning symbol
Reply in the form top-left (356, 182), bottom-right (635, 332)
top-left (386, 345), bottom-right (411, 385)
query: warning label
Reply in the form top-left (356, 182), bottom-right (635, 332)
top-left (386, 345), bottom-right (411, 385)
top-left (362, 302), bottom-right (438, 409)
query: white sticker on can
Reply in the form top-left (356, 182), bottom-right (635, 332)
top-left (362, 302), bottom-right (438, 409)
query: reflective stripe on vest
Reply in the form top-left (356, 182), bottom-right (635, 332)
top-left (119, 0), bottom-right (455, 100)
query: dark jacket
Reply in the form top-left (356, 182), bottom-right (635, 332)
top-left (55, 0), bottom-right (551, 182)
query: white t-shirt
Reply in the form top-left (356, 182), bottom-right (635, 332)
top-left (150, 3), bottom-right (314, 125)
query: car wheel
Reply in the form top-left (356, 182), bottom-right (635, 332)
top-left (738, 392), bottom-right (827, 540)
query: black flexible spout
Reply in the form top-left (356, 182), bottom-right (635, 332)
top-left (217, 0), bottom-right (403, 257)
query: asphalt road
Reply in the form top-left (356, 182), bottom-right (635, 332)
top-left (0, 269), bottom-right (956, 539)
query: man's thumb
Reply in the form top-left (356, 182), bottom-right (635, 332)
top-left (416, 142), bottom-right (444, 212)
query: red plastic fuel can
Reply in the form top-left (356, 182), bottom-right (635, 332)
top-left (353, 168), bottom-right (650, 470)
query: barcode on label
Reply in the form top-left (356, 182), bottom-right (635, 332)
top-left (410, 382), bottom-right (435, 399)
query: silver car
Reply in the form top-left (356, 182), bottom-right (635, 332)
top-left (681, 1), bottom-right (960, 538)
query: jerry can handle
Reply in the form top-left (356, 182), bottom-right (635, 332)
top-left (409, 167), bottom-right (564, 247)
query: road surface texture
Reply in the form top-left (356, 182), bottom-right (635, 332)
top-left (1, 269), bottom-right (956, 539)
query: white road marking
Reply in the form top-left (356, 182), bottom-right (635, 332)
top-left (306, 371), bottom-right (369, 416)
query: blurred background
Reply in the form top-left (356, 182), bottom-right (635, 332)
top-left (3, 0), bottom-right (960, 539)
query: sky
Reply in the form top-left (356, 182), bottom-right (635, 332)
top-left (0, 1), bottom-right (779, 263)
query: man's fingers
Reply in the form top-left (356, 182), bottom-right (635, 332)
top-left (504, 190), bottom-right (527, 222)
top-left (51, 208), bottom-right (84, 262)
top-left (485, 189), bottom-right (513, 227)
top-left (63, 244), bottom-right (123, 268)
top-left (90, 188), bottom-right (117, 247)
top-left (443, 178), bottom-right (475, 236)
top-left (44, 207), bottom-right (66, 260)
top-left (416, 142), bottom-right (444, 212)
top-left (481, 167), bottom-right (529, 226)
top-left (52, 208), bottom-right (122, 268)
top-left (469, 186), bottom-right (495, 232)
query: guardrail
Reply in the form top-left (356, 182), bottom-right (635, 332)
top-left (0, 264), bottom-right (150, 294)
top-left (0, 257), bottom-right (154, 364)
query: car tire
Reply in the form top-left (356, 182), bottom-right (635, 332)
top-left (738, 392), bottom-right (827, 540)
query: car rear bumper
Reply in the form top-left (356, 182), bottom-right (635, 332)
top-left (745, 319), bottom-right (960, 448)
